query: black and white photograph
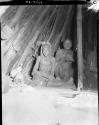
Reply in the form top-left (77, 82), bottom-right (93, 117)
top-left (1, 3), bottom-right (98, 125)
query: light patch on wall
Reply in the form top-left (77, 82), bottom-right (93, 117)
top-left (88, 0), bottom-right (99, 12)
top-left (0, 6), bottom-right (9, 18)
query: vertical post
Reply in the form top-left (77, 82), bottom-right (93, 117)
top-left (77, 5), bottom-right (83, 91)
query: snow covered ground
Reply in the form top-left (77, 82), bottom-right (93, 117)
top-left (2, 85), bottom-right (98, 125)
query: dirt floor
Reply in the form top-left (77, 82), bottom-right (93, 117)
top-left (2, 85), bottom-right (98, 125)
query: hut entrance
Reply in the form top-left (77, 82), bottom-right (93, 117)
top-left (1, 5), bottom-right (97, 92)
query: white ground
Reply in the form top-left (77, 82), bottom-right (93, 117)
top-left (2, 85), bottom-right (98, 125)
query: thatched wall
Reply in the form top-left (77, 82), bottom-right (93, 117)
top-left (1, 5), bottom-right (97, 90)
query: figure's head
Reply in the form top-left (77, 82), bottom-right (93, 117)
top-left (42, 43), bottom-right (51, 57)
top-left (63, 39), bottom-right (72, 50)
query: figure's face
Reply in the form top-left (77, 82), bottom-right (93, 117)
top-left (42, 45), bottom-right (50, 57)
top-left (64, 40), bottom-right (72, 50)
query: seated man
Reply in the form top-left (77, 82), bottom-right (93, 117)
top-left (32, 42), bottom-right (55, 86)
top-left (55, 39), bottom-right (74, 84)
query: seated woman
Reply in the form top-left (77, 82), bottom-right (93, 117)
top-left (55, 39), bottom-right (74, 87)
top-left (32, 42), bottom-right (55, 86)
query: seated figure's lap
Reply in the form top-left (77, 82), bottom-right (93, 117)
top-left (55, 62), bottom-right (73, 82)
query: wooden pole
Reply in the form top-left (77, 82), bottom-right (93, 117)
top-left (77, 5), bottom-right (83, 91)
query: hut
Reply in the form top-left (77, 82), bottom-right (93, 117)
top-left (1, 5), bottom-right (98, 125)
top-left (1, 5), bottom-right (97, 91)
